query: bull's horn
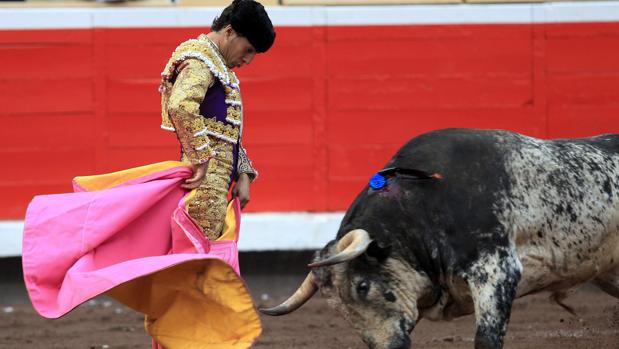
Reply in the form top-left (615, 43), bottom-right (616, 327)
top-left (308, 229), bottom-right (372, 268)
top-left (259, 272), bottom-right (318, 316)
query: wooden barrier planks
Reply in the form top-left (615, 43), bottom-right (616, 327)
top-left (2, 5), bottom-right (619, 217)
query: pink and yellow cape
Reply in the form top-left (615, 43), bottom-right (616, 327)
top-left (22, 161), bottom-right (261, 349)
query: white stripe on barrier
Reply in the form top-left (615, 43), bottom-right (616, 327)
top-left (1, 2), bottom-right (619, 30)
top-left (325, 4), bottom-right (533, 25)
top-left (237, 212), bottom-right (344, 251)
top-left (534, 1), bottom-right (619, 23)
top-left (0, 221), bottom-right (23, 258)
top-left (93, 8), bottom-right (188, 28)
top-left (0, 213), bottom-right (345, 257)
top-left (0, 9), bottom-right (93, 29)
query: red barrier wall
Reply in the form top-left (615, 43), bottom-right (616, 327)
top-left (2, 22), bottom-right (619, 218)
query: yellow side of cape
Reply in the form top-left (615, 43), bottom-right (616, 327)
top-left (73, 161), bottom-right (186, 191)
top-left (107, 258), bottom-right (261, 349)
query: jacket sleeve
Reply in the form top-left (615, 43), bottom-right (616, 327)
top-left (237, 143), bottom-right (258, 181)
top-left (167, 59), bottom-right (214, 165)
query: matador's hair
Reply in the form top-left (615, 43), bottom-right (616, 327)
top-left (211, 0), bottom-right (276, 53)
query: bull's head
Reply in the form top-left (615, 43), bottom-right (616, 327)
top-left (260, 229), bottom-right (438, 349)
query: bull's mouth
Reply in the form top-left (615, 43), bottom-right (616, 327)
top-left (388, 335), bottom-right (412, 349)
top-left (372, 334), bottom-right (410, 349)
top-left (389, 318), bottom-right (414, 349)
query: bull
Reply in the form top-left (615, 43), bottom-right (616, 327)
top-left (260, 128), bottom-right (619, 349)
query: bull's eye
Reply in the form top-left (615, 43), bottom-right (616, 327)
top-left (356, 280), bottom-right (370, 296)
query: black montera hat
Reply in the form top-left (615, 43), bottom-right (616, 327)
top-left (223, 0), bottom-right (276, 53)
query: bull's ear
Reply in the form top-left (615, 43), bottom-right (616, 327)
top-left (366, 240), bottom-right (391, 262)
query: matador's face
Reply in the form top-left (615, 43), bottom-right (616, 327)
top-left (221, 26), bottom-right (257, 69)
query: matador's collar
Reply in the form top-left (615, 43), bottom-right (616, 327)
top-left (160, 34), bottom-right (239, 88)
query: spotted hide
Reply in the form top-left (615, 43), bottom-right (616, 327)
top-left (261, 128), bottom-right (619, 349)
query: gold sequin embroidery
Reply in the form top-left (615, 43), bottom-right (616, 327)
top-left (183, 140), bottom-right (234, 240)
top-left (160, 34), bottom-right (243, 157)
top-left (226, 106), bottom-right (242, 126)
top-left (166, 59), bottom-right (213, 164)
top-left (202, 117), bottom-right (239, 144)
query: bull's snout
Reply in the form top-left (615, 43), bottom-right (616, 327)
top-left (365, 335), bottom-right (411, 349)
top-left (363, 318), bottom-right (414, 349)
top-left (386, 335), bottom-right (411, 349)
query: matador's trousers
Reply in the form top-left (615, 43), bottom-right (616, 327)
top-left (182, 139), bottom-right (234, 241)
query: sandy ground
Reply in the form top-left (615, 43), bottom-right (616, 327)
top-left (0, 275), bottom-right (617, 349)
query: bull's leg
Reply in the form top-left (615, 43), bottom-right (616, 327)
top-left (593, 266), bottom-right (619, 298)
top-left (464, 249), bottom-right (522, 349)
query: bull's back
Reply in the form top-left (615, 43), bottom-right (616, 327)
top-left (389, 128), bottom-right (619, 293)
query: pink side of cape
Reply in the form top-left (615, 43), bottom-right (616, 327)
top-left (22, 166), bottom-right (241, 319)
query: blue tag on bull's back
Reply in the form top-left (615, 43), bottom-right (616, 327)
top-left (369, 173), bottom-right (386, 189)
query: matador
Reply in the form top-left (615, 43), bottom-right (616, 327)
top-left (159, 0), bottom-right (275, 240)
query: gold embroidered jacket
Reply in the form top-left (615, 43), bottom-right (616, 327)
top-left (159, 34), bottom-right (258, 180)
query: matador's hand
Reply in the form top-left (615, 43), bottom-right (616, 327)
top-left (233, 173), bottom-right (251, 209)
top-left (182, 162), bottom-right (208, 190)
